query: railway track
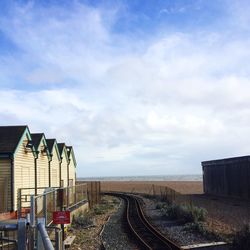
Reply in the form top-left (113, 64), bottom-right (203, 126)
top-left (105, 192), bottom-right (182, 250)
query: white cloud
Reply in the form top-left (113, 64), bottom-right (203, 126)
top-left (0, 1), bottom-right (250, 176)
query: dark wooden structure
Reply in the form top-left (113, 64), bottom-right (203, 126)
top-left (202, 155), bottom-right (250, 199)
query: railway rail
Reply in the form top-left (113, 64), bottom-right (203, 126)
top-left (105, 192), bottom-right (182, 250)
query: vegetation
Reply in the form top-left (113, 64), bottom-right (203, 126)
top-left (72, 196), bottom-right (120, 227)
top-left (156, 201), bottom-right (228, 243)
top-left (159, 202), bottom-right (207, 223)
top-left (231, 224), bottom-right (250, 250)
top-left (72, 210), bottom-right (95, 228)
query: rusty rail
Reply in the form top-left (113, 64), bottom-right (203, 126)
top-left (105, 192), bottom-right (182, 250)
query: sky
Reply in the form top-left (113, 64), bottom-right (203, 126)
top-left (0, 0), bottom-right (250, 177)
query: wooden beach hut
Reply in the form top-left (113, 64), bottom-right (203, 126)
top-left (66, 146), bottom-right (77, 187)
top-left (31, 133), bottom-right (50, 193)
top-left (46, 139), bottom-right (61, 188)
top-left (202, 155), bottom-right (250, 199)
top-left (57, 143), bottom-right (69, 187)
top-left (0, 126), bottom-right (36, 212)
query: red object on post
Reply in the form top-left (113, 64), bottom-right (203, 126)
top-left (53, 211), bottom-right (71, 224)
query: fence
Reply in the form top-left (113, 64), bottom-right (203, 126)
top-left (15, 182), bottom-right (101, 249)
top-left (87, 182), bottom-right (101, 208)
top-left (18, 184), bottom-right (88, 224)
top-left (0, 182), bottom-right (101, 249)
top-left (101, 183), bottom-right (192, 205)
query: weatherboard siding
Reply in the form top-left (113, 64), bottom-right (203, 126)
top-left (0, 159), bottom-right (11, 212)
top-left (50, 146), bottom-right (60, 187)
top-left (36, 150), bottom-right (49, 188)
top-left (68, 158), bottom-right (76, 186)
top-left (60, 154), bottom-right (68, 187)
top-left (14, 135), bottom-right (35, 211)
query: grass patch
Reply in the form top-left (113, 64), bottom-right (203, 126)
top-left (161, 203), bottom-right (207, 223)
top-left (93, 196), bottom-right (119, 215)
top-left (72, 196), bottom-right (119, 227)
top-left (72, 211), bottom-right (95, 228)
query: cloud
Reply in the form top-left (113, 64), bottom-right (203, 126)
top-left (0, 1), bottom-right (250, 177)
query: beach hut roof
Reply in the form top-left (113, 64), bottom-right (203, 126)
top-left (46, 138), bottom-right (61, 161)
top-left (31, 133), bottom-right (50, 159)
top-left (0, 125), bottom-right (34, 156)
top-left (66, 146), bottom-right (72, 158)
top-left (46, 139), bottom-right (56, 153)
top-left (66, 146), bottom-right (77, 167)
top-left (57, 143), bottom-right (69, 162)
top-left (31, 133), bottom-right (44, 150)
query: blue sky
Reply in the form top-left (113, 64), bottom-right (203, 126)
top-left (1, 0), bottom-right (250, 177)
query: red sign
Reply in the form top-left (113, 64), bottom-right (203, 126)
top-left (53, 211), bottom-right (71, 224)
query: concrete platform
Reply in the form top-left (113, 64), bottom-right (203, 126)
top-left (182, 242), bottom-right (230, 250)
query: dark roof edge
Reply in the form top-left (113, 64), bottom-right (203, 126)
top-left (13, 126), bottom-right (30, 154)
top-left (57, 143), bottom-right (69, 162)
top-left (202, 155), bottom-right (250, 166)
top-left (66, 146), bottom-right (77, 166)
top-left (0, 152), bottom-right (13, 158)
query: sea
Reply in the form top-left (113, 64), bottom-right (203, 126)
top-left (77, 174), bottom-right (202, 182)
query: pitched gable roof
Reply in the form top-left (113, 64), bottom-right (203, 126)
top-left (57, 143), bottom-right (65, 156)
top-left (30, 133), bottom-right (44, 150)
top-left (66, 146), bottom-right (72, 158)
top-left (66, 146), bottom-right (77, 167)
top-left (46, 139), bottom-right (56, 154)
top-left (0, 125), bottom-right (28, 154)
top-left (46, 138), bottom-right (61, 161)
top-left (31, 133), bottom-right (51, 160)
top-left (57, 142), bottom-right (69, 162)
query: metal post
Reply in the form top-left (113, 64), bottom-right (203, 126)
top-left (26, 212), bottom-right (30, 221)
top-left (30, 195), bottom-right (35, 227)
top-left (66, 187), bottom-right (69, 208)
top-left (58, 189), bottom-right (65, 242)
top-left (43, 194), bottom-right (47, 225)
top-left (55, 228), bottom-right (62, 250)
top-left (74, 185), bottom-right (77, 204)
top-left (37, 218), bottom-right (54, 250)
top-left (18, 189), bottom-right (22, 219)
top-left (18, 218), bottom-right (27, 250)
top-left (54, 191), bottom-right (57, 211)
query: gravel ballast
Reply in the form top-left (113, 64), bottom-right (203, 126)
top-left (101, 199), bottom-right (139, 250)
top-left (142, 196), bottom-right (223, 247)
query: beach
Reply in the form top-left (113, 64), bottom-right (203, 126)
top-left (101, 180), bottom-right (203, 194)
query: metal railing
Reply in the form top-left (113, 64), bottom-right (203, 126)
top-left (18, 187), bottom-right (59, 219)
top-left (18, 184), bottom-right (88, 224)
top-left (15, 184), bottom-right (88, 249)
top-left (0, 223), bottom-right (18, 250)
